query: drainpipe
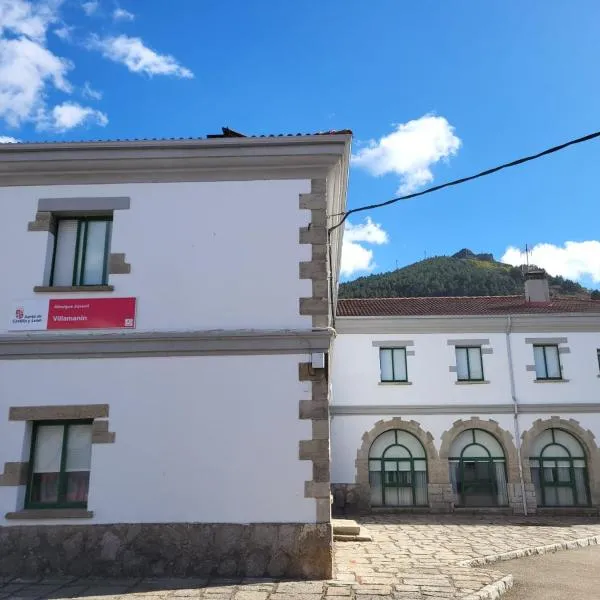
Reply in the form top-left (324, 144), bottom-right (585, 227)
top-left (506, 315), bottom-right (528, 515)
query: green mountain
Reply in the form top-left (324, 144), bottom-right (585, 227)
top-left (339, 249), bottom-right (589, 299)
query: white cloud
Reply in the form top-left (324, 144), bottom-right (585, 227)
top-left (113, 7), bottom-right (134, 21)
top-left (341, 217), bottom-right (389, 277)
top-left (1, 0), bottom-right (192, 134)
top-left (81, 1), bottom-right (98, 16)
top-left (0, 0), bottom-right (79, 129)
top-left (0, 135), bottom-right (19, 142)
top-left (351, 114), bottom-right (462, 194)
top-left (0, 0), bottom-right (58, 41)
top-left (44, 101), bottom-right (107, 132)
top-left (53, 23), bottom-right (73, 40)
top-left (502, 241), bottom-right (600, 283)
top-left (82, 80), bottom-right (102, 100)
top-left (0, 35), bottom-right (72, 127)
top-left (89, 34), bottom-right (193, 78)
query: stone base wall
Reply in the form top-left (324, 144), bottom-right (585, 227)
top-left (427, 483), bottom-right (455, 512)
top-left (331, 483), bottom-right (368, 515)
top-left (0, 523), bottom-right (332, 579)
top-left (507, 482), bottom-right (537, 515)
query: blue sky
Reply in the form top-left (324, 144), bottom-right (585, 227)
top-left (2, 1), bottom-right (599, 288)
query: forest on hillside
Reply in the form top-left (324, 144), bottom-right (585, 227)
top-left (339, 249), bottom-right (591, 299)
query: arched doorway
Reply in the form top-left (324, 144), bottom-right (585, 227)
top-left (368, 429), bottom-right (428, 507)
top-left (448, 428), bottom-right (508, 507)
top-left (529, 428), bottom-right (590, 506)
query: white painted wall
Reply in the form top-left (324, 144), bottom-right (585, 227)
top-left (332, 330), bottom-right (600, 409)
top-left (0, 354), bottom-right (315, 525)
top-left (331, 326), bottom-right (600, 484)
top-left (0, 180), bottom-right (313, 333)
top-left (511, 331), bottom-right (600, 404)
top-left (331, 332), bottom-right (512, 408)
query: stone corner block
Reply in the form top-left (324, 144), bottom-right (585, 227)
top-left (299, 399), bottom-right (328, 420)
top-left (299, 439), bottom-right (329, 461)
top-left (299, 297), bottom-right (328, 316)
top-left (305, 480), bottom-right (330, 499)
top-left (92, 420), bottom-right (116, 444)
top-left (108, 253), bottom-right (131, 275)
top-left (0, 462), bottom-right (28, 486)
top-left (27, 211), bottom-right (55, 233)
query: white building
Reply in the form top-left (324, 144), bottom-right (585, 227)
top-left (331, 275), bottom-right (600, 515)
top-left (0, 130), bottom-right (351, 578)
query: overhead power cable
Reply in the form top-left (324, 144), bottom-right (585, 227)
top-left (329, 129), bottom-right (600, 233)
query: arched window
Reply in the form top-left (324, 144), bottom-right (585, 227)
top-left (448, 429), bottom-right (508, 506)
top-left (529, 428), bottom-right (590, 506)
top-left (368, 430), bottom-right (428, 506)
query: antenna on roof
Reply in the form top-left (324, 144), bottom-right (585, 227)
top-left (525, 243), bottom-right (530, 273)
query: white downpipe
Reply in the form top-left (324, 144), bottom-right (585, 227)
top-left (506, 315), bottom-right (528, 515)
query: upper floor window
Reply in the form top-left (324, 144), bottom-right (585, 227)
top-left (455, 346), bottom-right (484, 381)
top-left (533, 344), bottom-right (562, 380)
top-left (50, 217), bottom-right (112, 286)
top-left (26, 421), bottom-right (93, 509)
top-left (379, 348), bottom-right (408, 382)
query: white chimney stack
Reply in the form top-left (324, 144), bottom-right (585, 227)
top-left (525, 270), bottom-right (550, 303)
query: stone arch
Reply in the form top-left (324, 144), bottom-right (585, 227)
top-left (521, 417), bottom-right (600, 506)
top-left (439, 418), bottom-right (528, 512)
top-left (354, 418), bottom-right (452, 511)
top-left (439, 417), bottom-right (521, 480)
top-left (356, 418), bottom-right (437, 485)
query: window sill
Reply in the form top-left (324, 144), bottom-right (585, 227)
top-left (455, 380), bottom-right (490, 385)
top-left (33, 285), bottom-right (114, 293)
top-left (534, 379), bottom-right (569, 383)
top-left (378, 381), bottom-right (412, 386)
top-left (5, 509), bottom-right (93, 520)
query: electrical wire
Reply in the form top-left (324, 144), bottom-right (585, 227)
top-left (328, 129), bottom-right (600, 233)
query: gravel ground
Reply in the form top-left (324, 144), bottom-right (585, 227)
top-left (495, 544), bottom-right (600, 600)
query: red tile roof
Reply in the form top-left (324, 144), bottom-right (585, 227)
top-left (337, 296), bottom-right (600, 317)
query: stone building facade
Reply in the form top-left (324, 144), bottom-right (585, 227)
top-left (0, 131), bottom-right (351, 578)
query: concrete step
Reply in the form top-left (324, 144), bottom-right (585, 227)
top-left (332, 519), bottom-right (372, 542)
top-left (331, 518), bottom-right (361, 536)
top-left (334, 528), bottom-right (373, 542)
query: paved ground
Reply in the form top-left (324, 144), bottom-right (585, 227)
top-left (335, 514), bottom-right (600, 598)
top-left (3, 515), bottom-right (600, 599)
top-left (496, 544), bottom-right (600, 600)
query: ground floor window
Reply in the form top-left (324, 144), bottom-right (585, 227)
top-left (26, 421), bottom-right (93, 509)
top-left (369, 429), bottom-right (428, 506)
top-left (449, 428), bottom-right (508, 506)
top-left (530, 428), bottom-right (590, 507)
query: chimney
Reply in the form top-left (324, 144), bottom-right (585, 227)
top-left (525, 270), bottom-right (550, 302)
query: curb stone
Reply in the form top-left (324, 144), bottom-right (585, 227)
top-left (462, 575), bottom-right (513, 600)
top-left (459, 534), bottom-right (600, 567)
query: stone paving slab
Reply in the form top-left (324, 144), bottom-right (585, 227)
top-left (3, 516), bottom-right (600, 599)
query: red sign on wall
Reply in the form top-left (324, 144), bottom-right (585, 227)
top-left (47, 298), bottom-right (136, 330)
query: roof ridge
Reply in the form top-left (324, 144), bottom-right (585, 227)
top-left (0, 130), bottom-right (353, 146)
top-left (339, 295), bottom-right (524, 301)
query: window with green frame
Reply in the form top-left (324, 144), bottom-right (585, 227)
top-left (455, 346), bottom-right (484, 381)
top-left (533, 344), bottom-right (562, 380)
top-left (529, 428), bottom-right (590, 507)
top-left (26, 421), bottom-right (93, 509)
top-left (50, 217), bottom-right (112, 286)
top-left (379, 348), bottom-right (408, 382)
top-left (368, 429), bottom-right (428, 506)
top-left (448, 429), bottom-right (508, 507)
